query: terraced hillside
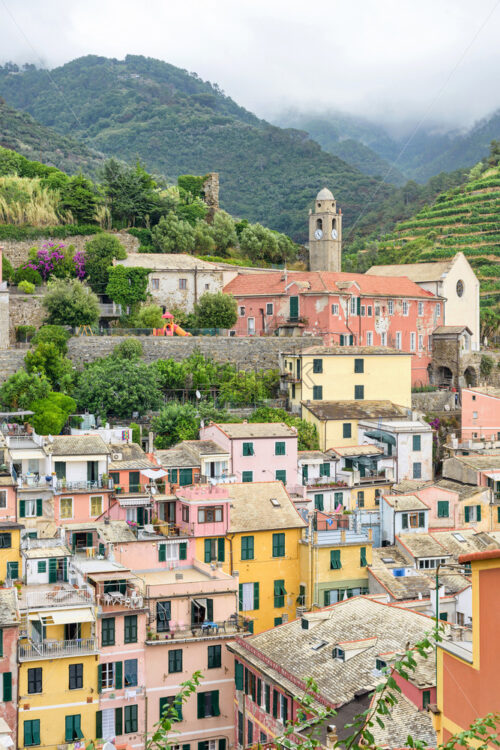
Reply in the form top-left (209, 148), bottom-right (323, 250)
top-left (368, 166), bottom-right (500, 333)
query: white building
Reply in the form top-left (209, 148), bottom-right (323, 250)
top-left (366, 252), bottom-right (480, 351)
top-left (380, 493), bottom-right (430, 546)
top-left (358, 418), bottom-right (433, 483)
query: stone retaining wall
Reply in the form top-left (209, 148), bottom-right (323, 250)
top-left (1, 231), bottom-right (139, 268)
top-left (67, 335), bottom-right (324, 371)
top-left (9, 293), bottom-right (46, 343)
top-left (411, 390), bottom-right (456, 413)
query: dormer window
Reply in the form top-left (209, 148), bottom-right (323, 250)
top-left (375, 658), bottom-right (387, 671)
top-left (332, 647), bottom-right (345, 661)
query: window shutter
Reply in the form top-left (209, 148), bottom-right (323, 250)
top-left (206, 599), bottom-right (213, 621)
top-left (272, 690), bottom-right (278, 718)
top-left (244, 668), bottom-right (249, 695)
top-left (212, 690), bottom-right (220, 716)
top-left (97, 664), bottom-right (102, 693)
top-left (115, 707), bottom-right (123, 736)
top-left (32, 722), bottom-right (40, 746)
top-left (257, 679), bottom-right (262, 706)
top-left (282, 696), bottom-right (288, 722)
top-left (65, 716), bottom-right (73, 742)
top-left (235, 661), bottom-right (244, 690)
top-left (465, 506), bottom-right (470, 522)
top-left (115, 661), bottom-right (123, 689)
top-left (204, 539), bottom-right (211, 563)
top-left (159, 544), bottom-right (166, 562)
top-left (19, 500), bottom-right (25, 518)
top-left (183, 745), bottom-right (191, 750)
top-left (219, 740), bottom-right (226, 750)
top-left (360, 547), bottom-right (367, 567)
top-left (96, 711), bottom-right (102, 740)
top-left (3, 672), bottom-right (12, 701)
top-left (265, 683), bottom-right (271, 713)
top-left (179, 542), bottom-right (187, 560)
top-left (197, 692), bottom-right (204, 719)
top-left (198, 743), bottom-right (208, 750)
top-left (324, 590), bottom-right (331, 606)
top-left (217, 537), bottom-right (225, 562)
top-left (253, 582), bottom-right (259, 610)
top-left (418, 512), bottom-right (425, 528)
top-left (238, 583), bottom-right (243, 610)
top-left (36, 498), bottom-right (43, 517)
top-left (477, 505), bottom-right (482, 521)
top-left (63, 557), bottom-right (68, 582)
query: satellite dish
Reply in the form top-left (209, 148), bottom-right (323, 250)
top-left (195, 390), bottom-right (201, 400)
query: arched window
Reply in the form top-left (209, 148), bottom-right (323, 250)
top-left (316, 218), bottom-right (323, 230)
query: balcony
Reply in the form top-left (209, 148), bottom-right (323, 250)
top-left (146, 615), bottom-right (250, 643)
top-left (19, 637), bottom-right (98, 661)
top-left (200, 474), bottom-right (237, 485)
top-left (114, 483), bottom-right (150, 495)
top-left (54, 478), bottom-right (114, 492)
top-left (24, 587), bottom-right (93, 609)
top-left (99, 302), bottom-right (122, 317)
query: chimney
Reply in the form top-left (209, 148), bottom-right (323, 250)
top-left (148, 431), bottom-right (154, 453)
top-left (325, 725), bottom-right (338, 749)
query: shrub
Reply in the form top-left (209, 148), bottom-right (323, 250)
top-left (113, 338), bottom-right (143, 360)
top-left (129, 422), bottom-right (141, 445)
top-left (32, 325), bottom-right (71, 354)
top-left (25, 342), bottom-right (74, 391)
top-left (2, 255), bottom-right (13, 282)
top-left (137, 304), bottom-right (164, 328)
top-left (43, 278), bottom-right (100, 328)
top-left (84, 233), bottom-right (126, 294)
top-left (193, 291), bottom-right (237, 329)
top-left (13, 266), bottom-right (42, 286)
top-left (480, 354), bottom-right (495, 379)
top-left (0, 370), bottom-right (51, 410)
top-left (18, 280), bottom-right (35, 294)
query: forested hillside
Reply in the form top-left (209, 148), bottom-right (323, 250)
top-left (348, 153), bottom-right (500, 334)
top-left (0, 99), bottom-right (106, 177)
top-left (0, 56), bottom-right (394, 243)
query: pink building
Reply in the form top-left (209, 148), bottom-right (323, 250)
top-left (461, 387), bottom-right (500, 441)
top-left (224, 271), bottom-right (443, 385)
top-left (199, 423), bottom-right (298, 486)
top-left (0, 589), bottom-right (19, 743)
top-left (141, 562), bottom-right (244, 749)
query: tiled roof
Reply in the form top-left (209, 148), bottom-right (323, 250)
top-left (48, 435), bottom-right (110, 456)
top-left (430, 529), bottom-right (498, 558)
top-left (224, 270), bottom-right (438, 299)
top-left (298, 450), bottom-right (332, 461)
top-left (228, 482), bottom-right (306, 533)
top-left (303, 400), bottom-right (409, 421)
top-left (371, 692), bottom-right (436, 749)
top-left (368, 566), bottom-right (432, 601)
top-left (116, 253), bottom-right (224, 270)
top-left (391, 479), bottom-right (432, 494)
top-left (64, 521), bottom-right (136, 543)
top-left (154, 444), bottom-right (201, 469)
top-left (383, 494), bottom-right (429, 511)
top-left (212, 422), bottom-right (297, 438)
top-left (366, 259), bottom-right (454, 282)
top-left (397, 533), bottom-right (449, 559)
top-left (328, 445), bottom-right (384, 458)
top-left (23, 546), bottom-right (71, 559)
top-left (430, 479), bottom-right (486, 500)
top-left (108, 443), bottom-right (149, 461)
top-left (0, 589), bottom-right (19, 626)
top-left (433, 325), bottom-right (471, 335)
top-left (182, 440), bottom-right (229, 457)
top-left (448, 454), bottom-right (500, 470)
top-left (229, 597), bottom-right (435, 707)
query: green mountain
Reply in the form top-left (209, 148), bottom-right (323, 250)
top-left (0, 55), bottom-right (395, 243)
top-left (361, 164), bottom-right (500, 332)
top-left (276, 108), bottom-right (500, 185)
top-left (0, 98), bottom-right (106, 177)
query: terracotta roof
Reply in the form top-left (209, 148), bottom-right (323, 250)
top-left (227, 482), bottom-right (306, 533)
top-left (366, 259), bottom-right (455, 282)
top-left (224, 271), bottom-right (438, 299)
top-left (48, 435), bottom-right (110, 456)
top-left (459, 548), bottom-right (500, 563)
top-left (302, 400), bottom-right (409, 421)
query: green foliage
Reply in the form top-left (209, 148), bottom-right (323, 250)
top-left (29, 391), bottom-right (76, 435)
top-left (219, 370), bottom-right (277, 406)
top-left (2, 254), bottom-right (13, 282)
top-left (74, 356), bottom-right (161, 419)
top-left (0, 370), bottom-right (50, 410)
top-left (137, 304), bottom-right (164, 328)
top-left (18, 280), bottom-right (35, 294)
top-left (177, 174), bottom-right (208, 198)
top-left (112, 338), bottom-right (143, 361)
top-left (211, 210), bottom-right (238, 254)
top-left (240, 222), bottom-right (298, 264)
top-left (129, 422), bottom-right (141, 445)
top-left (43, 278), bottom-right (100, 327)
top-left (16, 325), bottom-right (36, 343)
top-left (146, 671), bottom-right (203, 750)
top-left (106, 266), bottom-right (149, 308)
top-left (59, 173), bottom-right (97, 223)
top-left (151, 213), bottom-right (195, 253)
top-left (101, 158), bottom-right (162, 227)
top-left (13, 265), bottom-right (42, 286)
top-left (24, 342), bottom-right (73, 391)
top-left (84, 233), bottom-right (127, 293)
top-left (193, 221), bottom-right (216, 255)
top-left (0, 223), bottom-right (100, 241)
top-left (127, 227), bottom-right (153, 250)
top-left (249, 406), bottom-right (319, 450)
top-left (32, 324), bottom-right (71, 354)
top-left (152, 402), bottom-right (199, 448)
top-left (480, 354), bottom-right (494, 379)
top-left (193, 291), bottom-right (237, 329)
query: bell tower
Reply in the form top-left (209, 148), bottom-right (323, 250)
top-left (308, 187), bottom-right (342, 272)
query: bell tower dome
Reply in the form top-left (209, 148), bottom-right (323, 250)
top-left (308, 187), bottom-right (342, 272)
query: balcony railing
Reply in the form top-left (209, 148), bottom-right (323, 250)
top-left (25, 588), bottom-right (93, 609)
top-left (200, 474), bottom-right (236, 485)
top-left (146, 616), bottom-right (250, 642)
top-left (19, 637), bottom-right (98, 661)
top-left (54, 479), bottom-right (114, 492)
top-left (99, 303), bottom-right (122, 317)
top-left (114, 484), bottom-right (150, 495)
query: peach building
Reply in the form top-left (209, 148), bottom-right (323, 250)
top-left (461, 387), bottom-right (500, 441)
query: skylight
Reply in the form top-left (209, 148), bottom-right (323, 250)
top-left (270, 498), bottom-right (281, 507)
top-left (381, 557), bottom-right (395, 564)
top-left (452, 533), bottom-right (466, 542)
top-left (311, 641), bottom-right (327, 651)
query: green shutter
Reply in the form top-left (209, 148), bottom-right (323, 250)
top-left (96, 711), bottom-right (102, 740)
top-left (360, 547), bottom-right (367, 567)
top-left (115, 707), bottom-right (123, 736)
top-left (217, 537), bottom-right (225, 562)
top-left (3, 672), bottom-right (12, 701)
top-left (330, 550), bottom-right (341, 569)
top-left (32, 721), bottom-right (40, 746)
top-left (465, 506), bottom-right (470, 522)
top-left (235, 661), bottom-right (244, 690)
top-left (314, 494), bottom-right (324, 511)
top-left (19, 499), bottom-right (25, 518)
top-left (97, 664), bottom-right (102, 693)
top-left (265, 683), bottom-right (271, 713)
top-left (211, 691), bottom-right (220, 716)
top-left (0, 629), bottom-right (3, 658)
top-left (48, 557), bottom-right (57, 583)
top-left (206, 599), bottom-right (213, 621)
top-left (62, 557), bottom-right (68, 582)
top-left (115, 661), bottom-right (123, 689)
top-left (159, 544), bottom-right (166, 562)
top-left (179, 542), bottom-right (187, 560)
top-left (204, 539), bottom-right (211, 563)
top-left (65, 716), bottom-right (73, 742)
top-left (272, 690), bottom-right (278, 718)
top-left (238, 583), bottom-right (243, 610)
top-left (477, 505), bottom-right (482, 521)
top-left (36, 498), bottom-right (43, 517)
top-left (254, 582), bottom-right (259, 610)
top-left (257, 678), bottom-right (262, 706)
top-left (219, 740), bottom-right (226, 750)
top-left (289, 296), bottom-right (299, 319)
top-left (197, 692), bottom-right (204, 719)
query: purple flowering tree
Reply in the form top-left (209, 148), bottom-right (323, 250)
top-left (24, 242), bottom-right (86, 281)
top-left (73, 250), bottom-right (86, 280)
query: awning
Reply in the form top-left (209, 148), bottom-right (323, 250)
top-left (191, 598), bottom-right (207, 609)
top-left (354, 456), bottom-right (380, 467)
top-left (141, 468), bottom-right (168, 479)
top-left (30, 607), bottom-right (95, 625)
top-left (364, 429), bottom-right (396, 446)
top-left (118, 497), bottom-right (152, 507)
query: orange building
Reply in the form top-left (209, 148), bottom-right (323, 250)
top-left (434, 548), bottom-right (500, 744)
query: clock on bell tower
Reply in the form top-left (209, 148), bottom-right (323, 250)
top-left (308, 187), bottom-right (342, 272)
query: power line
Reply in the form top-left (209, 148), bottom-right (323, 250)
top-left (343, 0), bottom-right (500, 242)
top-left (0, 0), bottom-right (84, 131)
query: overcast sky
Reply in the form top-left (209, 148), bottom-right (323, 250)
top-left (1, 0), bottom-right (499, 130)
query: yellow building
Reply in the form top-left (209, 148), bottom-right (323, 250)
top-left (191, 481), bottom-right (306, 633)
top-left (301, 400), bottom-right (409, 451)
top-left (0, 522), bottom-right (23, 583)
top-left (298, 514), bottom-right (372, 608)
top-left (283, 346), bottom-right (412, 410)
top-left (18, 585), bottom-right (98, 750)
